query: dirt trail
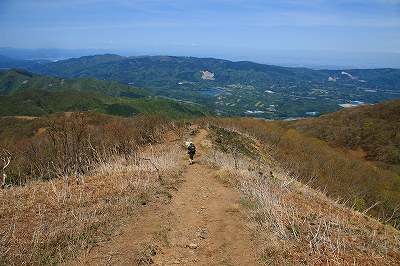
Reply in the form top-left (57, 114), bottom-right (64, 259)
top-left (64, 129), bottom-right (261, 266)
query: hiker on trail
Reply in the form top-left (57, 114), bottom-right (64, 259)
top-left (187, 142), bottom-right (196, 165)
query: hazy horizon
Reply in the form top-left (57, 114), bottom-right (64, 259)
top-left (1, 0), bottom-right (400, 69)
top-left (1, 46), bottom-right (400, 70)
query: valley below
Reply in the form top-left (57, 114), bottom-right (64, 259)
top-left (2, 54), bottom-right (400, 119)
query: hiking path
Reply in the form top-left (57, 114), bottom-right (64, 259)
top-left (64, 129), bottom-right (262, 266)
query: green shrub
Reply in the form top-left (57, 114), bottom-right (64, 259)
top-left (353, 198), bottom-right (366, 211)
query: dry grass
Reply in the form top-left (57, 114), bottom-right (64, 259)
top-left (200, 118), bottom-right (400, 227)
top-left (0, 144), bottom-right (181, 265)
top-left (205, 149), bottom-right (400, 265)
top-left (226, 203), bottom-right (241, 213)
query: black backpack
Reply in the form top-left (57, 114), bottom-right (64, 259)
top-left (188, 143), bottom-right (196, 154)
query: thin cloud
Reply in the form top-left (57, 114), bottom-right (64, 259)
top-left (1, 0), bottom-right (399, 54)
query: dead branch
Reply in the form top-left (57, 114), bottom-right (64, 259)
top-left (140, 157), bottom-right (162, 182)
top-left (363, 201), bottom-right (381, 214)
top-left (385, 204), bottom-right (400, 223)
top-left (1, 150), bottom-right (11, 188)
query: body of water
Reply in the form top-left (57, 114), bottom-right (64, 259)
top-left (200, 88), bottom-right (226, 95)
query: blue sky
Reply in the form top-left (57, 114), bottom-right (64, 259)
top-left (1, 0), bottom-right (400, 67)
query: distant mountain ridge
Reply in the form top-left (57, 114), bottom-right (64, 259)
top-left (0, 55), bottom-right (51, 70)
top-left (2, 54), bottom-right (400, 118)
top-left (26, 54), bottom-right (328, 85)
top-left (26, 54), bottom-right (400, 88)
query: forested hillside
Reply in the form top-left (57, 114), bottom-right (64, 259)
top-left (0, 88), bottom-right (209, 118)
top-left (285, 99), bottom-right (400, 173)
top-left (0, 69), bottom-right (211, 118)
top-left (0, 68), bottom-right (147, 98)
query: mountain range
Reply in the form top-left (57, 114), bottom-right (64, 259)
top-left (2, 54), bottom-right (399, 118)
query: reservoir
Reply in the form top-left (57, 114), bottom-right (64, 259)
top-left (200, 88), bottom-right (226, 95)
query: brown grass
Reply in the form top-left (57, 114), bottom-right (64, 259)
top-left (199, 118), bottom-right (400, 228)
top-left (205, 148), bottom-right (400, 265)
top-left (0, 144), bottom-right (181, 265)
top-left (226, 203), bottom-right (241, 213)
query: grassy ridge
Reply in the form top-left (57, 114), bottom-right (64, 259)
top-left (205, 136), bottom-right (400, 265)
top-left (199, 117), bottom-right (400, 228)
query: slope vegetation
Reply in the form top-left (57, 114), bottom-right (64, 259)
top-left (1, 121), bottom-right (399, 265)
top-left (204, 126), bottom-right (400, 265)
top-left (285, 99), bottom-right (400, 173)
top-left (0, 113), bottom-right (184, 265)
top-left (199, 117), bottom-right (400, 229)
